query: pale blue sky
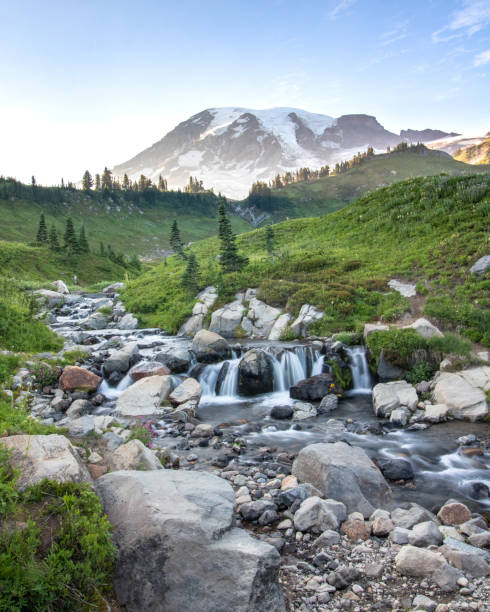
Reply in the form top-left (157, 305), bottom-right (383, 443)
top-left (0, 0), bottom-right (489, 184)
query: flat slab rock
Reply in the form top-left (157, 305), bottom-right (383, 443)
top-left (96, 470), bottom-right (285, 612)
top-left (432, 371), bottom-right (488, 421)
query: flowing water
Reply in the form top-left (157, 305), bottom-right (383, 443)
top-left (53, 293), bottom-right (490, 515)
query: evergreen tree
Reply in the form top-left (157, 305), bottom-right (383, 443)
top-left (82, 170), bottom-right (93, 190)
top-left (169, 220), bottom-right (186, 259)
top-left (36, 213), bottom-right (48, 244)
top-left (49, 225), bottom-right (59, 250)
top-left (122, 173), bottom-right (130, 190)
top-left (95, 173), bottom-right (101, 190)
top-left (78, 225), bottom-right (89, 253)
top-left (181, 252), bottom-right (200, 293)
top-left (157, 175), bottom-right (167, 191)
top-left (217, 198), bottom-right (248, 272)
top-left (63, 218), bottom-right (77, 252)
top-left (129, 253), bottom-right (142, 271)
top-left (101, 167), bottom-right (113, 190)
top-left (265, 225), bottom-right (276, 259)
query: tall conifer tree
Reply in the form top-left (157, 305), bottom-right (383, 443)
top-left (36, 213), bottom-right (48, 244)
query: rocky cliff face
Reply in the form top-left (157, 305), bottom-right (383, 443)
top-left (113, 107), bottom-right (457, 198)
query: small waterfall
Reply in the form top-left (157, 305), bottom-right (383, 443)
top-left (98, 372), bottom-right (133, 400)
top-left (346, 346), bottom-right (372, 394)
top-left (199, 345), bottom-right (320, 398)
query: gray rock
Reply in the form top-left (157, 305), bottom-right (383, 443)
top-left (276, 483), bottom-right (318, 508)
top-left (391, 503), bottom-right (435, 529)
top-left (404, 318), bottom-right (443, 339)
top-left (469, 532), bottom-right (490, 549)
top-left (294, 496), bottom-right (347, 532)
top-left (67, 415), bottom-right (95, 437)
top-left (209, 300), bottom-right (245, 338)
top-left (424, 404), bottom-right (449, 423)
top-left (96, 470), bottom-right (285, 612)
top-left (318, 394), bottom-right (339, 414)
top-left (413, 594), bottom-right (436, 611)
top-left (327, 566), bottom-right (362, 589)
top-left (103, 350), bottom-right (131, 375)
top-left (440, 544), bottom-right (490, 577)
top-left (469, 255), bottom-right (490, 275)
top-left (390, 407), bottom-right (410, 427)
top-left (389, 527), bottom-right (410, 544)
top-left (268, 314), bottom-right (291, 341)
top-left (34, 289), bottom-right (65, 307)
top-left (237, 349), bottom-right (275, 396)
top-left (363, 323), bottom-right (389, 340)
top-left (431, 563), bottom-right (463, 592)
top-left (83, 312), bottom-right (109, 330)
top-left (270, 405), bottom-right (294, 419)
top-left (292, 442), bottom-right (392, 518)
top-left (240, 500), bottom-right (277, 522)
top-left (169, 377), bottom-right (202, 406)
top-left (65, 398), bottom-right (91, 418)
top-left (108, 439), bottom-right (163, 471)
top-left (377, 456), bottom-right (414, 481)
top-left (377, 350), bottom-right (404, 380)
top-left (118, 313), bottom-right (138, 330)
top-left (395, 545), bottom-right (446, 577)
top-left (312, 529), bottom-right (341, 547)
top-left (0, 434), bottom-right (91, 490)
top-left (432, 372), bottom-right (488, 421)
top-left (408, 521), bottom-right (443, 547)
top-left (102, 431), bottom-right (124, 451)
top-left (115, 375), bottom-right (172, 417)
top-left (388, 279), bottom-right (416, 297)
top-left (241, 298), bottom-right (281, 338)
top-left (373, 381), bottom-right (418, 418)
top-left (155, 348), bottom-right (192, 373)
top-left (292, 401), bottom-right (317, 420)
top-left (290, 304), bottom-right (325, 338)
top-left (191, 329), bottom-right (230, 362)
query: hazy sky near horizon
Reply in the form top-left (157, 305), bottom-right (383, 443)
top-left (1, 0), bottom-right (489, 185)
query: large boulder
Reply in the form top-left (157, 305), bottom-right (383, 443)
top-left (432, 372), bottom-right (488, 421)
top-left (34, 289), bottom-right (65, 307)
top-left (292, 442), bottom-right (392, 517)
top-left (96, 470), bottom-right (285, 612)
top-left (0, 434), bottom-right (91, 490)
top-left (191, 329), bottom-right (230, 363)
top-left (129, 361), bottom-right (170, 381)
top-left (395, 545), bottom-right (447, 577)
top-left (290, 373), bottom-right (339, 401)
top-left (241, 298), bottom-right (281, 338)
top-left (169, 377), bottom-right (202, 406)
top-left (290, 304), bottom-right (325, 338)
top-left (372, 381), bottom-right (418, 418)
top-left (208, 300), bottom-right (245, 338)
top-left (363, 323), bottom-right (389, 340)
top-left (237, 349), bottom-right (275, 396)
top-left (108, 439), bottom-right (163, 471)
top-left (293, 497), bottom-right (347, 532)
top-left (82, 312), bottom-right (109, 330)
top-left (103, 350), bottom-right (132, 375)
top-left (115, 375), bottom-right (172, 417)
top-left (268, 314), bottom-right (291, 341)
top-left (178, 287), bottom-right (218, 336)
top-left (59, 366), bottom-right (101, 392)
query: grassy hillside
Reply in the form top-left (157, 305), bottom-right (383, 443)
top-left (0, 180), bottom-right (251, 257)
top-left (454, 136), bottom-right (490, 165)
top-left (122, 173), bottom-right (490, 345)
top-left (253, 149), bottom-right (489, 222)
top-left (0, 240), bottom-right (129, 286)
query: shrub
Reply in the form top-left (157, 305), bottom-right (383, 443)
top-left (405, 361), bottom-right (435, 384)
top-left (428, 332), bottom-right (471, 356)
top-left (127, 417), bottom-right (157, 448)
top-left (333, 331), bottom-right (359, 345)
top-left (29, 362), bottom-right (61, 388)
top-left (366, 329), bottom-right (427, 367)
top-left (0, 467), bottom-right (116, 611)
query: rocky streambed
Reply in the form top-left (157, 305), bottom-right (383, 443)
top-left (3, 287), bottom-right (490, 611)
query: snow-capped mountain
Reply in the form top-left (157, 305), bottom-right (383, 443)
top-left (113, 107), bottom-right (457, 199)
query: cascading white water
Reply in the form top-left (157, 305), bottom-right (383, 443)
top-left (98, 372), bottom-right (133, 400)
top-left (346, 346), bottom-right (372, 394)
top-left (200, 346), bottom-right (324, 398)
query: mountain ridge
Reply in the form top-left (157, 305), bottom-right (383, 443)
top-left (113, 106), bottom-right (458, 198)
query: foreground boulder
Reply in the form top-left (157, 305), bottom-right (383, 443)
top-left (0, 434), bottom-right (91, 490)
top-left (191, 329), bottom-right (230, 363)
top-left (59, 366), bottom-right (101, 392)
top-left (290, 373), bottom-right (340, 401)
top-left (241, 298), bottom-right (281, 338)
top-left (292, 442), bottom-right (392, 517)
top-left (155, 348), bottom-right (192, 373)
top-left (115, 375), bottom-right (172, 417)
top-left (96, 470), bottom-right (285, 612)
top-left (237, 349), bottom-right (275, 396)
top-left (129, 361), bottom-right (170, 381)
top-left (395, 545), bottom-right (447, 577)
top-left (432, 372), bottom-right (488, 421)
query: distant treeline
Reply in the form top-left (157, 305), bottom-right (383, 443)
top-left (247, 142), bottom-right (429, 211)
top-left (0, 172), bottom-right (219, 215)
